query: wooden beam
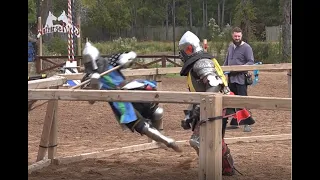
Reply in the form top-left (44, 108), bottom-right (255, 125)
top-left (28, 89), bottom-right (204, 104)
top-left (28, 89), bottom-right (292, 111)
top-left (50, 134), bottom-right (291, 166)
top-left (156, 63), bottom-right (292, 74)
top-left (199, 96), bottom-right (207, 180)
top-left (28, 159), bottom-right (51, 174)
top-left (36, 99), bottom-right (58, 161)
top-left (28, 76), bottom-right (67, 89)
top-left (48, 89), bottom-right (59, 160)
top-left (205, 94), bottom-right (223, 180)
top-left (58, 63), bottom-right (292, 80)
top-left (222, 63), bottom-right (292, 72)
top-left (52, 142), bottom-right (165, 165)
top-left (223, 95), bottom-right (291, 111)
top-left (225, 134), bottom-right (291, 144)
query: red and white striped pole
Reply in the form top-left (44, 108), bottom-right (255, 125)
top-left (68, 0), bottom-right (75, 62)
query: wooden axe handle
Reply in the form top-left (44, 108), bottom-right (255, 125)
top-left (70, 65), bottom-right (123, 89)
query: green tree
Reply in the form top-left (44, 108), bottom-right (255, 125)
top-left (28, 0), bottom-right (37, 24)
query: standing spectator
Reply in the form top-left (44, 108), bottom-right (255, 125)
top-left (223, 27), bottom-right (255, 132)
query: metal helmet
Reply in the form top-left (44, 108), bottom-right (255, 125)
top-left (82, 42), bottom-right (100, 70)
top-left (178, 31), bottom-right (203, 63)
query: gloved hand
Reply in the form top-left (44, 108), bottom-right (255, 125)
top-left (123, 59), bottom-right (134, 69)
top-left (90, 72), bottom-right (101, 90)
top-left (118, 51), bottom-right (137, 69)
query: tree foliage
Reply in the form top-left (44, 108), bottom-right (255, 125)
top-left (28, 0), bottom-right (289, 42)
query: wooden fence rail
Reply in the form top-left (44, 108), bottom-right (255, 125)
top-left (58, 63), bottom-right (292, 80)
top-left (35, 55), bottom-right (181, 73)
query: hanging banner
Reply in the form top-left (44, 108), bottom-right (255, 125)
top-left (37, 11), bottom-right (80, 38)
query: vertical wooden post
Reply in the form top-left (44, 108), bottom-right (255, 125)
top-left (36, 86), bottom-right (59, 162)
top-left (287, 69), bottom-right (291, 98)
top-left (48, 87), bottom-right (59, 159)
top-left (37, 17), bottom-right (43, 74)
top-left (161, 56), bottom-right (166, 67)
top-left (205, 94), bottom-right (223, 180)
top-left (199, 95), bottom-right (207, 180)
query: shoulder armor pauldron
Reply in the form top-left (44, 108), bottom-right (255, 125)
top-left (192, 58), bottom-right (216, 79)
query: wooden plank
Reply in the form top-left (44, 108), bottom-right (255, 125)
top-left (180, 134), bottom-right (291, 145)
top-left (48, 99), bottom-right (58, 159)
top-left (199, 96), bottom-right (207, 180)
top-left (223, 95), bottom-right (291, 111)
top-left (28, 89), bottom-right (204, 104)
top-left (156, 63), bottom-right (292, 74)
top-left (50, 134), bottom-right (291, 166)
top-left (157, 67), bottom-right (181, 74)
top-left (59, 69), bottom-right (159, 80)
top-left (59, 63), bottom-right (292, 80)
top-left (58, 73), bottom-right (84, 80)
top-left (205, 95), bottom-right (223, 180)
top-left (225, 134), bottom-right (291, 144)
top-left (221, 63), bottom-right (292, 72)
top-left (28, 159), bottom-right (51, 174)
top-left (28, 76), bottom-right (66, 89)
top-left (28, 89), bottom-right (292, 111)
top-left (36, 100), bottom-right (56, 161)
top-left (52, 142), bottom-right (164, 165)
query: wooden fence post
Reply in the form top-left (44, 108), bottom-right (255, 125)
top-left (48, 86), bottom-right (59, 160)
top-left (205, 94), bottom-right (223, 180)
top-left (36, 86), bottom-right (59, 162)
top-left (199, 93), bottom-right (223, 180)
top-left (161, 56), bottom-right (167, 67)
top-left (199, 95), bottom-right (207, 179)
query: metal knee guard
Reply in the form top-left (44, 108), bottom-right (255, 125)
top-left (151, 106), bottom-right (164, 130)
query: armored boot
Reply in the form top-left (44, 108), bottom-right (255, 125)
top-left (189, 120), bottom-right (201, 155)
top-left (142, 123), bottom-right (182, 152)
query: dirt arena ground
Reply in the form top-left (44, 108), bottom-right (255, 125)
top-left (28, 71), bottom-right (291, 180)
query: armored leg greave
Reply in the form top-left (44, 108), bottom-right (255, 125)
top-left (189, 118), bottom-right (229, 156)
top-left (129, 111), bottom-right (182, 152)
top-left (141, 122), bottom-right (182, 152)
top-left (189, 120), bottom-right (201, 155)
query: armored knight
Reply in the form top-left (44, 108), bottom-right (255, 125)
top-left (81, 42), bottom-right (182, 152)
top-left (178, 31), bottom-right (252, 175)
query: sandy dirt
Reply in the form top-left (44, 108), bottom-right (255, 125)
top-left (28, 71), bottom-right (291, 180)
